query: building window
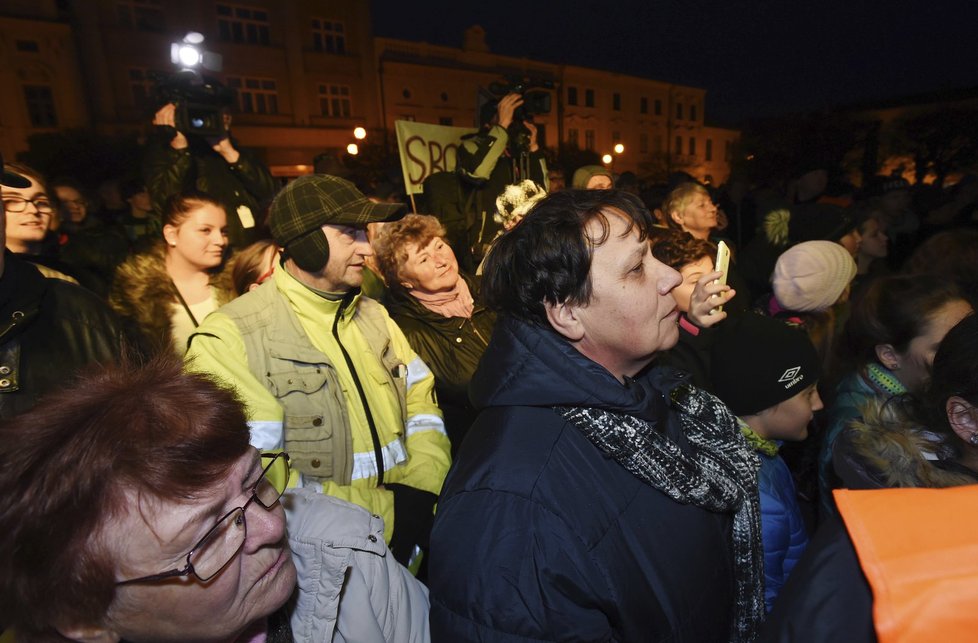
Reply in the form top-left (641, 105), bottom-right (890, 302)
top-left (640, 133), bottom-right (649, 153)
top-left (675, 135), bottom-right (682, 155)
top-left (23, 85), bottom-right (57, 127)
top-left (438, 116), bottom-right (453, 126)
top-left (654, 99), bottom-right (662, 115)
top-left (690, 104), bottom-right (698, 121)
top-left (15, 40), bottom-right (39, 52)
top-left (567, 128), bottom-right (579, 146)
top-left (585, 129), bottom-right (595, 150)
top-left (567, 86), bottom-right (578, 106)
top-left (311, 18), bottom-right (345, 53)
top-left (688, 137), bottom-right (696, 156)
top-left (318, 84), bottom-right (351, 118)
top-left (640, 97), bottom-right (648, 114)
top-left (612, 92), bottom-right (621, 111)
top-left (612, 130), bottom-right (621, 143)
top-left (705, 138), bottom-right (713, 161)
top-left (227, 76), bottom-right (278, 114)
top-left (128, 68), bottom-right (156, 109)
top-left (118, 0), bottom-right (164, 31)
top-left (676, 103), bottom-right (683, 120)
top-left (217, 4), bottom-right (270, 46)
top-left (654, 134), bottom-right (662, 152)
top-left (585, 89), bottom-right (594, 108)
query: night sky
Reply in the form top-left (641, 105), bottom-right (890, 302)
top-left (372, 0), bottom-right (978, 126)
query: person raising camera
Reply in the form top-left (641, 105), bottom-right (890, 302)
top-left (144, 99), bottom-right (278, 249)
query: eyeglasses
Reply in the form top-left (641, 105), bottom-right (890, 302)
top-left (2, 195), bottom-right (54, 214)
top-left (116, 452), bottom-right (291, 585)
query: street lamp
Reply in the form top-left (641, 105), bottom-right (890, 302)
top-left (614, 143), bottom-right (625, 155)
top-left (601, 153), bottom-right (613, 165)
top-left (353, 127), bottom-right (367, 140)
top-left (346, 143), bottom-right (359, 155)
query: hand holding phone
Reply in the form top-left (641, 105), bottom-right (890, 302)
top-left (712, 240), bottom-right (730, 314)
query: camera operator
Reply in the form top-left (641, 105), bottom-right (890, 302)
top-left (143, 102), bottom-right (278, 248)
top-left (424, 93), bottom-right (547, 272)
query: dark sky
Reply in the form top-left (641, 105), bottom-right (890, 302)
top-left (372, 0), bottom-right (978, 125)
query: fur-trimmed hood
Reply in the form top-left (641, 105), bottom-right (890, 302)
top-left (109, 242), bottom-right (235, 355)
top-left (836, 396), bottom-right (978, 489)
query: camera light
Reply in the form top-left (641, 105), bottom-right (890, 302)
top-left (601, 154), bottom-right (613, 164)
top-left (346, 143), bottom-right (359, 155)
top-left (353, 127), bottom-right (367, 140)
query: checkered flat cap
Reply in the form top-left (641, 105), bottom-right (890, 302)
top-left (270, 174), bottom-right (404, 246)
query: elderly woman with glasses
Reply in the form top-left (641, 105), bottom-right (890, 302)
top-left (0, 355), bottom-right (429, 643)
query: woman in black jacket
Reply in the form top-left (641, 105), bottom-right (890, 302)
top-left (373, 214), bottom-right (495, 455)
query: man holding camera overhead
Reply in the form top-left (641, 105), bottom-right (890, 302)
top-left (424, 92), bottom-right (548, 272)
top-left (143, 102), bottom-right (278, 248)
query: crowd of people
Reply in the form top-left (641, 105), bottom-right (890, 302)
top-left (3, 91), bottom-right (978, 643)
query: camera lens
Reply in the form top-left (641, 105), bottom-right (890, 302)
top-left (191, 117), bottom-right (205, 129)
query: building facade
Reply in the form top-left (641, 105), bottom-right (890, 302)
top-left (0, 1), bottom-right (736, 183)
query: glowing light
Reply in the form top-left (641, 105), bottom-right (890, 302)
top-left (614, 143), bottom-right (625, 154)
top-left (601, 154), bottom-right (613, 164)
top-left (346, 143), bottom-right (359, 155)
top-left (353, 127), bottom-right (367, 140)
top-left (177, 44), bottom-right (202, 67)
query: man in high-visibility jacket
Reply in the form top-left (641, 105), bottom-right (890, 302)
top-left (187, 174), bottom-right (450, 565)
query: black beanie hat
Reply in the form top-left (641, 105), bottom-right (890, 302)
top-left (710, 314), bottom-right (821, 416)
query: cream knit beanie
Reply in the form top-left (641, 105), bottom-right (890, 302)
top-left (772, 240), bottom-right (856, 312)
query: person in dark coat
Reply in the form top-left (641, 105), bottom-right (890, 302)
top-left (373, 214), bottom-right (495, 455)
top-left (0, 156), bottom-right (124, 420)
top-left (428, 189), bottom-right (765, 642)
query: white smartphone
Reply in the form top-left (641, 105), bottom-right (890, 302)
top-left (713, 240), bottom-right (730, 313)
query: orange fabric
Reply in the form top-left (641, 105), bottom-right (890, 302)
top-left (834, 486), bottom-right (978, 643)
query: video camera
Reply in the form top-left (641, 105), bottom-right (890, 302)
top-left (487, 76), bottom-right (554, 122)
top-left (152, 32), bottom-right (232, 139)
top-left (152, 70), bottom-right (235, 138)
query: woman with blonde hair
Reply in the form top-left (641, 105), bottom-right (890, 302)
top-left (110, 191), bottom-right (235, 356)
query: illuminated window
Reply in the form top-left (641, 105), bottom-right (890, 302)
top-left (23, 85), bottom-right (57, 127)
top-left (640, 97), bottom-right (648, 114)
top-left (318, 84), bottom-right (351, 118)
top-left (585, 129), bottom-right (595, 150)
top-left (118, 0), bottom-right (164, 32)
top-left (311, 18), bottom-right (345, 53)
top-left (567, 86), bottom-right (578, 106)
top-left (705, 139), bottom-right (713, 161)
top-left (612, 92), bottom-right (621, 111)
top-left (227, 76), bottom-right (278, 114)
top-left (585, 89), bottom-right (594, 108)
top-left (217, 3), bottom-right (270, 46)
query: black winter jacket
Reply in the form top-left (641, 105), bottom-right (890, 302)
top-left (429, 316), bottom-right (737, 642)
top-left (384, 274), bottom-right (495, 454)
top-left (0, 254), bottom-right (124, 419)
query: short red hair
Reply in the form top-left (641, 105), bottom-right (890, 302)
top-left (0, 354), bottom-right (250, 638)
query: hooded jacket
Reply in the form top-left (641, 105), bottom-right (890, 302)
top-left (428, 315), bottom-right (737, 642)
top-left (109, 242), bottom-right (235, 357)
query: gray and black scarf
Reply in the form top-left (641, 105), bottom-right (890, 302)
top-left (556, 382), bottom-right (764, 642)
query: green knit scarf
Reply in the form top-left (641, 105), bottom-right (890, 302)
top-left (737, 418), bottom-right (779, 457)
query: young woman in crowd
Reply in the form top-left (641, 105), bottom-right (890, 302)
top-left (230, 238), bottom-right (279, 297)
top-left (650, 230), bottom-right (735, 389)
top-left (826, 277), bottom-right (974, 498)
top-left (850, 208), bottom-right (890, 302)
top-left (110, 191), bottom-right (235, 356)
top-left (373, 213), bottom-right (496, 455)
top-left (0, 355), bottom-right (429, 643)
